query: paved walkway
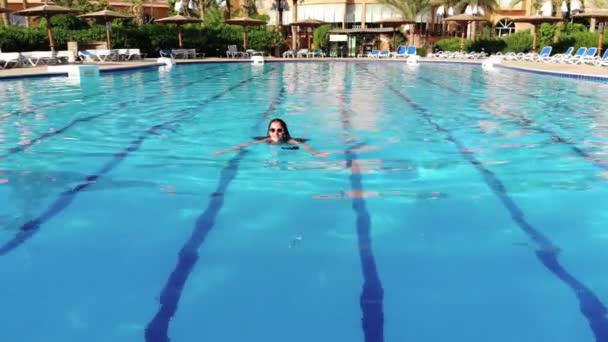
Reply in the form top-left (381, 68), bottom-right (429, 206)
top-left (2, 57), bottom-right (608, 80)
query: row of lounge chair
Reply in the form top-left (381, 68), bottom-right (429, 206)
top-left (1, 51), bottom-right (71, 68)
top-left (282, 49), bottom-right (326, 58)
top-left (499, 46), bottom-right (608, 66)
top-left (0, 49), bottom-right (148, 68)
top-left (367, 45), bottom-right (418, 58)
top-left (226, 45), bottom-right (264, 58)
top-left (160, 49), bottom-right (204, 59)
top-left (431, 50), bottom-right (488, 59)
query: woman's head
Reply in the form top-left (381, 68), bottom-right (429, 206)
top-left (267, 118), bottom-right (291, 143)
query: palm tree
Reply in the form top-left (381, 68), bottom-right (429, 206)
top-left (225, 0), bottom-right (232, 19)
top-left (129, 0), bottom-right (145, 25)
top-left (243, 0), bottom-right (258, 16)
top-left (0, 0), bottom-right (8, 27)
top-left (456, 0), bottom-right (498, 37)
top-left (378, 0), bottom-right (432, 44)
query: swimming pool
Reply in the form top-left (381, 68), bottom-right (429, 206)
top-left (1, 62), bottom-right (607, 342)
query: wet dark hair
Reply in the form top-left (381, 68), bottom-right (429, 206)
top-left (253, 118), bottom-right (309, 143)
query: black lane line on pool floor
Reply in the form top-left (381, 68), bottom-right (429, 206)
top-left (0, 67), bottom-right (230, 159)
top-left (386, 83), bottom-right (608, 342)
top-left (337, 79), bottom-right (384, 342)
top-left (144, 86), bottom-right (286, 342)
top-left (0, 64), bottom-right (225, 123)
top-left (0, 67), bottom-right (277, 257)
top-left (415, 74), bottom-right (608, 171)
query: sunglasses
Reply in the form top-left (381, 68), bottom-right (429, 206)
top-left (269, 128), bottom-right (284, 133)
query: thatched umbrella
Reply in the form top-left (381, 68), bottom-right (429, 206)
top-left (290, 18), bottom-right (325, 50)
top-left (442, 14), bottom-right (488, 51)
top-left (573, 11), bottom-right (608, 56)
top-left (156, 15), bottom-right (202, 48)
top-left (377, 18), bottom-right (415, 50)
top-left (79, 9), bottom-right (134, 49)
top-left (12, 1), bottom-right (80, 51)
top-left (510, 15), bottom-right (563, 52)
top-left (225, 17), bottom-right (267, 50)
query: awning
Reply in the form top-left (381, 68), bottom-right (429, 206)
top-left (297, 4), bottom-right (346, 24)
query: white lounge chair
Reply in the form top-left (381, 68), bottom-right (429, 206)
top-left (0, 52), bottom-right (24, 68)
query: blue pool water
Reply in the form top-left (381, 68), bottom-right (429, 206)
top-left (1, 62), bottom-right (608, 342)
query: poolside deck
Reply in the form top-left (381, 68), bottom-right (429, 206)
top-left (1, 57), bottom-right (608, 81)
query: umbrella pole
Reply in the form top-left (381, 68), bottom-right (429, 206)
top-left (179, 26), bottom-right (183, 48)
top-left (307, 30), bottom-right (311, 49)
top-left (243, 28), bottom-right (248, 50)
top-left (46, 15), bottom-right (56, 52)
top-left (533, 24), bottom-right (538, 53)
top-left (460, 29), bottom-right (465, 51)
top-left (599, 22), bottom-right (605, 57)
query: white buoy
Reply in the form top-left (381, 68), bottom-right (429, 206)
top-left (157, 57), bottom-right (174, 66)
top-left (482, 55), bottom-right (502, 70)
top-left (251, 55), bottom-right (264, 64)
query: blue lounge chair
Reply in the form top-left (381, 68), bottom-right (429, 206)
top-left (594, 49), bottom-right (608, 66)
top-left (393, 45), bottom-right (407, 58)
top-left (406, 46), bottom-right (417, 57)
top-left (547, 46), bottom-right (573, 63)
top-left (367, 50), bottom-right (380, 58)
top-left (378, 50), bottom-right (390, 58)
top-left (561, 47), bottom-right (586, 63)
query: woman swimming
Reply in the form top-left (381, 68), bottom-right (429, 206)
top-left (214, 118), bottom-right (328, 157)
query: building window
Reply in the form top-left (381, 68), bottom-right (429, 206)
top-left (496, 18), bottom-right (515, 37)
top-left (9, 14), bottom-right (27, 26)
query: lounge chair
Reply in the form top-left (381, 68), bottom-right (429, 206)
top-left (527, 46), bottom-right (552, 62)
top-left (568, 47), bottom-right (596, 64)
top-left (378, 50), bottom-right (390, 58)
top-left (226, 45), bottom-right (245, 58)
top-left (559, 47), bottom-right (586, 63)
top-left (594, 49), bottom-right (608, 66)
top-left (282, 49), bottom-right (295, 58)
top-left (307, 49), bottom-right (325, 58)
top-left (367, 50), bottom-right (380, 58)
top-left (0, 52), bottom-right (23, 69)
top-left (405, 46), bottom-right (417, 58)
top-left (393, 45), bottom-right (407, 58)
top-left (296, 49), bottom-right (309, 58)
top-left (546, 46), bottom-right (574, 63)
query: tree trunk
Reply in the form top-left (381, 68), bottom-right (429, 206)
top-left (291, 0), bottom-right (298, 49)
top-left (197, 0), bottom-right (205, 21)
top-left (226, 0), bottom-right (231, 19)
top-left (277, 0), bottom-right (283, 38)
top-left (0, 0), bottom-right (8, 26)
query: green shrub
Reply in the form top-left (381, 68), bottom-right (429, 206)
top-left (538, 22), bottom-right (557, 49)
top-left (503, 31), bottom-right (533, 52)
top-left (469, 38), bottom-right (506, 54)
top-left (433, 38), bottom-right (465, 52)
top-left (312, 24), bottom-right (332, 50)
top-left (416, 45), bottom-right (428, 56)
